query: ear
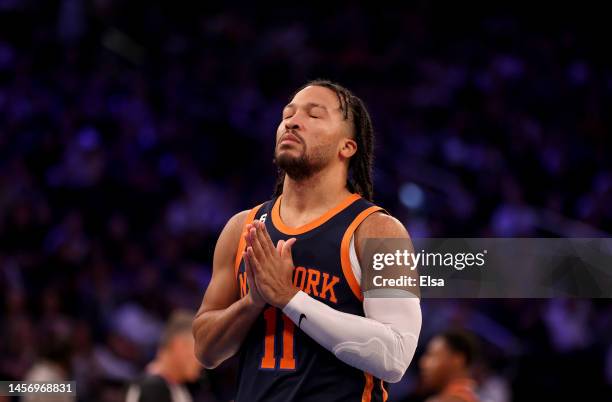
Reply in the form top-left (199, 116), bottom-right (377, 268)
top-left (339, 138), bottom-right (357, 159)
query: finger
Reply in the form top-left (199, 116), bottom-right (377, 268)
top-left (244, 251), bottom-right (252, 278)
top-left (250, 225), bottom-right (269, 260)
top-left (249, 228), bottom-right (260, 250)
top-left (244, 251), bottom-right (257, 290)
top-left (245, 232), bottom-right (251, 250)
top-left (244, 250), bottom-right (252, 273)
top-left (259, 221), bottom-right (277, 255)
top-left (282, 237), bottom-right (297, 264)
top-left (245, 225), bottom-right (253, 247)
top-left (246, 246), bottom-right (262, 274)
top-left (255, 221), bottom-right (275, 257)
top-left (276, 239), bottom-right (285, 254)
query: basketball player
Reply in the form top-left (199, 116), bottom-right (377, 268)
top-left (419, 330), bottom-right (480, 402)
top-left (193, 80), bottom-right (422, 401)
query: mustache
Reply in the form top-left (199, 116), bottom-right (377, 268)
top-left (278, 130), bottom-right (304, 145)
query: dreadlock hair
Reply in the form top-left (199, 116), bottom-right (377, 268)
top-left (273, 79), bottom-right (375, 202)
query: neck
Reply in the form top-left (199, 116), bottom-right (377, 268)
top-left (281, 163), bottom-right (353, 212)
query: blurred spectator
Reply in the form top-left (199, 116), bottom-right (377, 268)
top-left (125, 310), bottom-right (208, 402)
top-left (415, 330), bottom-right (481, 402)
top-left (22, 333), bottom-right (75, 402)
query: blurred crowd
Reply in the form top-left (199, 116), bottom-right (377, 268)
top-left (0, 1), bottom-right (610, 401)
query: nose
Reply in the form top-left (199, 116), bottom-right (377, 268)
top-left (285, 121), bottom-right (299, 129)
top-left (284, 120), bottom-right (300, 132)
top-left (284, 111), bottom-right (304, 131)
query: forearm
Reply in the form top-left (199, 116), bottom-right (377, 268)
top-left (282, 291), bottom-right (421, 383)
top-left (193, 296), bottom-right (263, 368)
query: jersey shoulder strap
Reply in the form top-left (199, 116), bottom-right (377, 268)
top-left (339, 197), bottom-right (387, 301)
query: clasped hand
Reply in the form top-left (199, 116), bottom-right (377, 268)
top-left (243, 220), bottom-right (299, 309)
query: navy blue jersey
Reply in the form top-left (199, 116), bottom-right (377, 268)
top-left (234, 193), bottom-right (389, 402)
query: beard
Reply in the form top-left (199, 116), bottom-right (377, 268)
top-left (274, 145), bottom-right (328, 181)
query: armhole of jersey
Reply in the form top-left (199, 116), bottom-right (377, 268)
top-left (381, 379), bottom-right (389, 401)
top-left (361, 370), bottom-right (388, 402)
top-left (234, 203), bottom-right (264, 278)
top-left (362, 372), bottom-right (374, 402)
top-left (340, 206), bottom-right (383, 302)
top-left (349, 234), bottom-right (361, 284)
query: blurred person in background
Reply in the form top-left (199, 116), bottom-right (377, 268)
top-left (22, 332), bottom-right (75, 402)
top-left (125, 311), bottom-right (203, 402)
top-left (418, 330), bottom-right (480, 402)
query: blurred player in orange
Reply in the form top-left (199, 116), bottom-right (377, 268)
top-left (419, 330), bottom-right (481, 402)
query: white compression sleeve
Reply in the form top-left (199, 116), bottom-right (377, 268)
top-left (282, 291), bottom-right (421, 383)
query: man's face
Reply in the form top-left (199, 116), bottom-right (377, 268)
top-left (419, 336), bottom-right (460, 392)
top-left (275, 85), bottom-right (353, 180)
top-left (170, 333), bottom-right (202, 382)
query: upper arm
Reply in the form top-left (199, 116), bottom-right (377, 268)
top-left (355, 211), bottom-right (409, 243)
top-left (196, 210), bottom-right (249, 316)
top-left (356, 213), bottom-right (422, 377)
top-left (354, 211), bottom-right (412, 263)
top-left (354, 211), bottom-right (419, 298)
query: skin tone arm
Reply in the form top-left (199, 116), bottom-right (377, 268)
top-left (354, 211), bottom-right (420, 297)
top-left (192, 211), bottom-right (267, 369)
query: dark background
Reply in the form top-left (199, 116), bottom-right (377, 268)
top-left (0, 1), bottom-right (611, 401)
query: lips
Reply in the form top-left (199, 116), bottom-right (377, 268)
top-left (280, 132), bottom-right (301, 144)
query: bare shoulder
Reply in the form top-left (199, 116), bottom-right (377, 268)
top-left (198, 208), bottom-right (252, 313)
top-left (212, 209), bottom-right (252, 270)
top-left (353, 210), bottom-right (418, 297)
top-left (221, 209), bottom-right (251, 239)
top-left (355, 211), bottom-right (409, 239)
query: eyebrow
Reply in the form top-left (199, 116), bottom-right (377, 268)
top-left (283, 102), bottom-right (330, 111)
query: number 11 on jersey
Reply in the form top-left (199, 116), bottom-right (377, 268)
top-left (260, 306), bottom-right (296, 370)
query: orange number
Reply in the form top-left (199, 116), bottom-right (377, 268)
top-left (260, 307), bottom-right (296, 370)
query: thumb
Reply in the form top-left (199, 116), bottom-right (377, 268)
top-left (282, 238), bottom-right (297, 264)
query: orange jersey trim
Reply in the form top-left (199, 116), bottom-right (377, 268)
top-left (381, 379), bottom-right (388, 401)
top-left (234, 204), bottom-right (264, 278)
top-left (362, 372), bottom-right (374, 402)
top-left (271, 193), bottom-right (361, 235)
top-left (340, 205), bottom-right (383, 301)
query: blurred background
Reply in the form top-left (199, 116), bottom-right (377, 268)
top-left (0, 1), bottom-right (611, 401)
